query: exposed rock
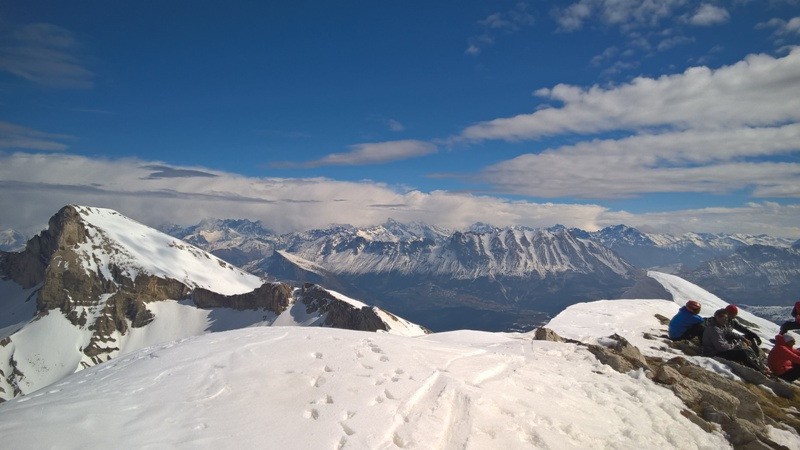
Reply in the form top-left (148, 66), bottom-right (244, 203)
top-left (0, 205), bottom-right (85, 288)
top-left (586, 334), bottom-right (650, 373)
top-left (654, 364), bottom-right (681, 385)
top-left (654, 313), bottom-right (671, 326)
top-left (583, 335), bottom-right (800, 448)
top-left (193, 282), bottom-right (293, 314)
top-left (532, 327), bottom-right (564, 342)
top-left (299, 283), bottom-right (388, 333)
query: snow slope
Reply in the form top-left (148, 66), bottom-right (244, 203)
top-left (73, 205), bottom-right (263, 295)
top-left (1, 271), bottom-right (797, 449)
top-left (0, 326), bottom-right (731, 449)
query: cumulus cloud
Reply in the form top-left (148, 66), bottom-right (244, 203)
top-left (688, 4), bottom-right (730, 26)
top-left (459, 48), bottom-right (800, 141)
top-left (0, 121), bottom-right (71, 151)
top-left (0, 23), bottom-right (93, 89)
top-left (275, 140), bottom-right (437, 168)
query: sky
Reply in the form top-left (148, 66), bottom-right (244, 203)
top-left (1, 1), bottom-right (800, 238)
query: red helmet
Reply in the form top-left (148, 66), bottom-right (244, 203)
top-left (725, 304), bottom-right (738, 317)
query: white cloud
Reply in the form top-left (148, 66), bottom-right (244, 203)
top-left (656, 34), bottom-right (694, 51)
top-left (466, 3), bottom-right (534, 55)
top-left (688, 4), bottom-right (730, 26)
top-left (554, 0), bottom-right (687, 33)
top-left (2, 152), bottom-right (799, 239)
top-left (0, 121), bottom-right (71, 151)
top-left (387, 119), bottom-right (405, 132)
top-left (0, 152), bottom-right (607, 235)
top-left (0, 23), bottom-right (93, 89)
top-left (476, 123), bottom-right (800, 199)
top-left (463, 50), bottom-right (800, 204)
top-left (459, 48), bottom-right (800, 142)
top-left (601, 202), bottom-right (800, 238)
top-left (276, 140), bottom-right (436, 168)
top-left (758, 16), bottom-right (800, 45)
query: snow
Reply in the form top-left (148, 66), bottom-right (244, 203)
top-left (73, 205), bottom-right (263, 295)
top-left (2, 263), bottom-right (798, 448)
top-left (0, 326), bottom-right (732, 449)
top-left (277, 249), bottom-right (327, 274)
top-left (0, 312), bottom-right (91, 395)
top-left (328, 289), bottom-right (369, 309)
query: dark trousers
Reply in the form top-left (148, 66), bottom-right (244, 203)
top-left (676, 323), bottom-right (704, 341)
top-left (779, 321), bottom-right (800, 335)
top-left (716, 348), bottom-right (763, 371)
top-left (779, 364), bottom-right (800, 382)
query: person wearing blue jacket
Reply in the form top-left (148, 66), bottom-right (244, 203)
top-left (669, 300), bottom-right (705, 341)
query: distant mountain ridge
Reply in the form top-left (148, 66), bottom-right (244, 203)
top-left (585, 224), bottom-right (796, 270)
top-left (163, 219), bottom-right (800, 320)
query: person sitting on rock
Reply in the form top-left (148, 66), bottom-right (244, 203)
top-left (723, 304), bottom-right (762, 347)
top-left (779, 301), bottom-right (800, 335)
top-left (767, 333), bottom-right (800, 383)
top-left (668, 300), bottom-right (705, 341)
top-left (702, 308), bottom-right (767, 373)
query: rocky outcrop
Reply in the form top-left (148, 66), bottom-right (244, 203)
top-left (1, 206), bottom-right (200, 366)
top-left (193, 282), bottom-right (293, 314)
top-left (1, 205), bottom-right (85, 288)
top-left (534, 327), bottom-right (800, 449)
top-left (298, 283), bottom-right (389, 332)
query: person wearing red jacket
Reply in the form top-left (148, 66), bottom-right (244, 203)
top-left (767, 334), bottom-right (800, 382)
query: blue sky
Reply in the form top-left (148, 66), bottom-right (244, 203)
top-left (1, 1), bottom-right (800, 237)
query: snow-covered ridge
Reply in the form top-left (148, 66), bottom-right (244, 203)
top-left (73, 205), bottom-right (263, 295)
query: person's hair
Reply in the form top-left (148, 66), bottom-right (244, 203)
top-left (714, 308), bottom-right (728, 318)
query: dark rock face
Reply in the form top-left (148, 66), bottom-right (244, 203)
top-left (298, 283), bottom-right (388, 333)
top-left (1, 205), bottom-right (85, 288)
top-left (193, 282), bottom-right (293, 314)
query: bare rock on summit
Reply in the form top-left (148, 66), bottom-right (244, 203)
top-left (531, 327), bottom-right (565, 343)
top-left (193, 282), bottom-right (293, 313)
top-left (299, 283), bottom-right (389, 333)
top-left (580, 335), bottom-right (799, 448)
top-left (586, 334), bottom-right (650, 373)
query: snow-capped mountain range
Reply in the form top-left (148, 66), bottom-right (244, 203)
top-left (0, 206), bottom-right (426, 402)
top-left (0, 229), bottom-right (27, 252)
top-left (165, 218), bottom-right (800, 326)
